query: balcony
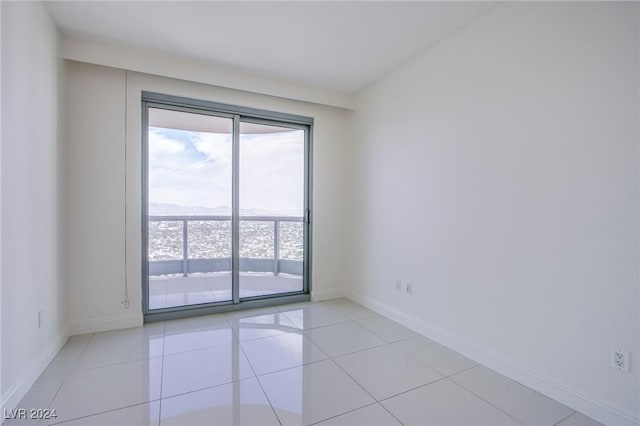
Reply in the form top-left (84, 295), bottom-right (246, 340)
top-left (148, 215), bottom-right (304, 310)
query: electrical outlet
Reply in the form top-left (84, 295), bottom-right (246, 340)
top-left (395, 280), bottom-right (402, 291)
top-left (405, 282), bottom-right (412, 295)
top-left (38, 311), bottom-right (44, 329)
top-left (611, 349), bottom-right (630, 373)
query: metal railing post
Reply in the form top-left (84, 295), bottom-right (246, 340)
top-left (182, 219), bottom-right (188, 277)
top-left (273, 220), bottom-right (280, 275)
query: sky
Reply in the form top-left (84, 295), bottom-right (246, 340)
top-left (148, 125), bottom-right (304, 216)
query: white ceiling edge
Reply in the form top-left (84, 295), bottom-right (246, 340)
top-left (61, 36), bottom-right (355, 110)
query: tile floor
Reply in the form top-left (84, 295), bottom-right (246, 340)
top-left (6, 299), bottom-right (603, 426)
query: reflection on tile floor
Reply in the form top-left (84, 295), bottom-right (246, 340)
top-left (7, 299), bottom-right (603, 426)
top-left (149, 273), bottom-right (303, 310)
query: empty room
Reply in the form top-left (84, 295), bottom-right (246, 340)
top-left (1, 1), bottom-right (638, 425)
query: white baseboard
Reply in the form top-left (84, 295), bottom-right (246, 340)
top-left (347, 289), bottom-right (638, 426)
top-left (1, 330), bottom-right (69, 422)
top-left (311, 287), bottom-right (346, 302)
top-left (69, 312), bottom-right (143, 335)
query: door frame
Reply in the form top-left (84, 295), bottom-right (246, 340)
top-left (141, 92), bottom-right (313, 322)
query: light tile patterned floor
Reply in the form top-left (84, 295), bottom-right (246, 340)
top-left (6, 299), bottom-right (603, 426)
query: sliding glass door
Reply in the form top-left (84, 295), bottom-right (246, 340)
top-left (146, 108), bottom-right (234, 310)
top-left (143, 93), bottom-right (311, 318)
top-left (239, 122), bottom-right (305, 298)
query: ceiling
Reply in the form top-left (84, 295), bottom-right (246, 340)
top-left (45, 1), bottom-right (496, 93)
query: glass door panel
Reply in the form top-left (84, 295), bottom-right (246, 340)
top-left (239, 122), bottom-right (305, 298)
top-left (147, 107), bottom-right (233, 309)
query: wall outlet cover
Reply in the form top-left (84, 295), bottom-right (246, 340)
top-left (611, 349), bottom-right (630, 373)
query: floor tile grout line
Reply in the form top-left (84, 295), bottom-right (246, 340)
top-left (445, 364), bottom-right (480, 378)
top-left (305, 333), bottom-right (332, 360)
top-left (64, 353), bottom-right (165, 375)
top-left (313, 340), bottom-right (390, 360)
top-left (352, 321), bottom-right (395, 343)
top-left (382, 376), bottom-right (450, 404)
top-left (387, 340), bottom-right (478, 378)
top-left (328, 355), bottom-right (406, 425)
top-left (164, 311), bottom-right (233, 339)
top-left (327, 343), bottom-right (474, 417)
top-left (296, 317), bottom-right (353, 331)
top-left (279, 310), bottom-right (354, 332)
top-left (73, 314), bottom-right (373, 373)
top-left (241, 332), bottom-right (333, 377)
top-left (236, 329), bottom-right (301, 344)
top-left (43, 368), bottom-right (69, 413)
top-left (329, 337), bottom-right (434, 364)
top-left (253, 355), bottom-right (380, 426)
top-left (159, 376), bottom-right (256, 403)
top-left (47, 324), bottom-right (166, 424)
top-left (377, 375), bottom-right (450, 403)
top-left (254, 358), bottom-right (330, 379)
top-left (160, 344), bottom-right (262, 399)
top-left (553, 411), bottom-right (578, 426)
top-left (156, 376), bottom-right (256, 404)
top-left (277, 309), bottom-right (299, 329)
top-left (243, 349), bottom-right (434, 422)
top-left (448, 365), bottom-right (578, 426)
top-left (447, 378), bottom-right (527, 425)
top-left (68, 332), bottom-right (96, 372)
top-left (163, 339), bottom-right (239, 359)
top-left (330, 344), bottom-right (398, 396)
top-left (354, 324), bottom-right (417, 345)
top-left (70, 326), bottom-right (165, 373)
top-left (48, 399), bottom-right (162, 425)
top-left (237, 341), bottom-right (283, 426)
top-left (186, 305), bottom-right (359, 339)
top-left (44, 333), bottom-right (95, 413)
top-left (306, 402), bottom-right (382, 426)
top-left (229, 317), bottom-right (303, 340)
top-left (331, 344), bottom-right (472, 425)
top-left (158, 321), bottom-right (167, 423)
top-left (378, 401), bottom-right (405, 426)
top-left (299, 322), bottom-right (390, 357)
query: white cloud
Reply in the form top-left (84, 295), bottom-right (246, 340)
top-left (148, 127), bottom-right (305, 215)
top-left (192, 132), bottom-right (232, 168)
top-left (148, 130), bottom-right (185, 158)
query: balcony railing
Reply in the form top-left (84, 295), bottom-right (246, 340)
top-left (148, 215), bottom-right (303, 277)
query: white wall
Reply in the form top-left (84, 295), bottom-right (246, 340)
top-left (64, 62), bottom-right (129, 334)
top-left (1, 1), bottom-right (67, 412)
top-left (60, 37), bottom-right (354, 110)
top-left (349, 2), bottom-right (639, 425)
top-left (65, 62), bottom-right (351, 334)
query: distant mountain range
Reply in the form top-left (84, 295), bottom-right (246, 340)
top-left (149, 202), bottom-right (299, 217)
top-left (149, 202), bottom-right (231, 215)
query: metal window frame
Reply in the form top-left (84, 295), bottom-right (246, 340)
top-left (141, 92), bottom-right (313, 322)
